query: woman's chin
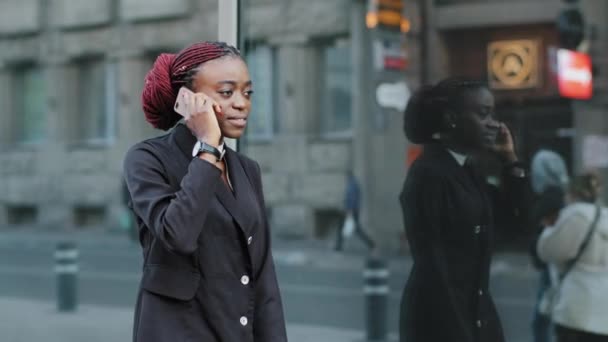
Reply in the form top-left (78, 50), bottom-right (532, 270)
top-left (222, 128), bottom-right (246, 140)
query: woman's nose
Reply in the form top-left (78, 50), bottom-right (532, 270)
top-left (232, 94), bottom-right (247, 110)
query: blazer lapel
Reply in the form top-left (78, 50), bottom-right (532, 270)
top-left (214, 149), bottom-right (257, 236)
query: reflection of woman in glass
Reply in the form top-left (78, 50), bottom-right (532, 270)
top-left (399, 78), bottom-right (530, 342)
top-left (124, 42), bottom-right (287, 342)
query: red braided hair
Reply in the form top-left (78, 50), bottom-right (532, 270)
top-left (141, 41), bottom-right (241, 131)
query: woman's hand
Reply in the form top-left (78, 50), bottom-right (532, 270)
top-left (491, 123), bottom-right (517, 163)
top-left (184, 91), bottom-right (223, 147)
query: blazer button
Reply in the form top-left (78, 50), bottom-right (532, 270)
top-left (474, 226), bottom-right (481, 234)
top-left (240, 316), bottom-right (248, 326)
top-left (247, 236), bottom-right (253, 245)
top-left (478, 289), bottom-right (483, 296)
top-left (241, 275), bottom-right (250, 285)
top-left (476, 320), bottom-right (482, 328)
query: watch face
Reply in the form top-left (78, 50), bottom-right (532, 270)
top-left (192, 140), bottom-right (202, 157)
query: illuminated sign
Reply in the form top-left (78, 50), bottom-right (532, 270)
top-left (366, 0), bottom-right (410, 33)
top-left (557, 48), bottom-right (592, 100)
top-left (488, 40), bottom-right (539, 89)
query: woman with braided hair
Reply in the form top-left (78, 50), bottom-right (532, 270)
top-left (124, 41), bottom-right (287, 342)
top-left (398, 78), bottom-right (531, 342)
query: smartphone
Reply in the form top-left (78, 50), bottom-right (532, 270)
top-left (174, 86), bottom-right (194, 118)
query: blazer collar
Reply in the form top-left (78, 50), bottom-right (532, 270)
top-left (171, 124), bottom-right (197, 160)
top-left (423, 143), bottom-right (481, 188)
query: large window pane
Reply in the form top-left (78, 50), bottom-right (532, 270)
top-left (245, 44), bottom-right (276, 140)
top-left (75, 58), bottom-right (115, 144)
top-left (14, 66), bottom-right (46, 144)
top-left (322, 39), bottom-right (352, 136)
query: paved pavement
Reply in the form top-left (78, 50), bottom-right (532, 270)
top-left (0, 297), bottom-right (384, 342)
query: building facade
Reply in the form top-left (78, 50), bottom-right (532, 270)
top-left (5, 0), bottom-right (602, 250)
top-left (0, 0), bottom-right (420, 250)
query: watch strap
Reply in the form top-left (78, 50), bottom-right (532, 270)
top-left (193, 141), bottom-right (224, 161)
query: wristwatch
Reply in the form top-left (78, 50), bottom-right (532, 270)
top-left (192, 140), bottom-right (225, 161)
top-left (504, 161), bottom-right (526, 178)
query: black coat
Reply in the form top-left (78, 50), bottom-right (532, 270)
top-left (399, 144), bottom-right (530, 342)
top-left (123, 124), bottom-right (287, 342)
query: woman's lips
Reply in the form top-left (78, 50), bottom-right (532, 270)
top-left (227, 117), bottom-right (247, 128)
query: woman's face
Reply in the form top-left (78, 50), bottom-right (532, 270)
top-left (453, 87), bottom-right (500, 151)
top-left (191, 57), bottom-right (253, 139)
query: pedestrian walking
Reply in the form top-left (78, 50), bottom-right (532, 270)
top-left (123, 41), bottom-right (287, 342)
top-left (537, 172), bottom-right (608, 342)
top-left (334, 171), bottom-right (376, 252)
top-left (399, 77), bottom-right (531, 342)
top-left (529, 149), bottom-right (570, 342)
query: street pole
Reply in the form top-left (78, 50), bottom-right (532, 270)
top-left (55, 241), bottom-right (78, 312)
top-left (218, 0), bottom-right (241, 151)
top-left (352, 0), bottom-right (373, 241)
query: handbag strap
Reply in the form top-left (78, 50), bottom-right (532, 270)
top-left (559, 204), bottom-right (602, 281)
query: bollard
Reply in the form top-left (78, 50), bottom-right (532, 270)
top-left (363, 256), bottom-right (389, 341)
top-left (55, 241), bottom-right (78, 312)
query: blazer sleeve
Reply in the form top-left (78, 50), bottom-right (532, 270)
top-left (248, 161), bottom-right (288, 342)
top-left (123, 144), bottom-right (222, 255)
top-left (489, 165), bottom-right (533, 232)
top-left (537, 206), bottom-right (590, 263)
top-left (401, 168), bottom-right (475, 342)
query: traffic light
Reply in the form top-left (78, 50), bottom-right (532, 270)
top-left (556, 2), bottom-right (585, 50)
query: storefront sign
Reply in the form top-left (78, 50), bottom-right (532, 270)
top-left (557, 48), bottom-right (593, 100)
top-left (373, 38), bottom-right (408, 71)
top-left (488, 40), bottom-right (539, 89)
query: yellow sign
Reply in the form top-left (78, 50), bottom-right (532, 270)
top-left (488, 40), bottom-right (539, 89)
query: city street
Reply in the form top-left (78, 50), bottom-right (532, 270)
top-left (0, 230), bottom-right (539, 341)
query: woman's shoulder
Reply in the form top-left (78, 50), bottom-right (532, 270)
top-left (561, 202), bottom-right (598, 221)
top-left (124, 135), bottom-right (172, 169)
top-left (232, 149), bottom-right (257, 167)
top-left (408, 153), bottom-right (448, 181)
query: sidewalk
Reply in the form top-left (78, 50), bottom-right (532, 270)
top-left (0, 297), bottom-right (377, 342)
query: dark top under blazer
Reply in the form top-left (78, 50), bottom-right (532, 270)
top-left (399, 143), bottom-right (530, 342)
top-left (123, 124), bottom-right (287, 342)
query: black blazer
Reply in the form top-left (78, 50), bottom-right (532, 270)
top-left (399, 144), bottom-right (530, 342)
top-left (123, 124), bottom-right (287, 342)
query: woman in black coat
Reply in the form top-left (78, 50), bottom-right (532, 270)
top-left (399, 78), bottom-right (531, 342)
top-left (123, 42), bottom-right (287, 342)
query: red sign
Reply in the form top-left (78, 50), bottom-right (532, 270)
top-left (557, 49), bottom-right (593, 100)
top-left (384, 56), bottom-right (408, 70)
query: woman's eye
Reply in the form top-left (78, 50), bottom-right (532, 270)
top-left (244, 90), bottom-right (254, 98)
top-left (219, 90), bottom-right (233, 97)
top-left (478, 110), bottom-right (491, 119)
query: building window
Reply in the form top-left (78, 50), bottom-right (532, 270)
top-left (12, 65), bottom-right (47, 144)
top-left (245, 44), bottom-right (276, 141)
top-left (74, 58), bottom-right (116, 145)
top-left (321, 38), bottom-right (353, 137)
